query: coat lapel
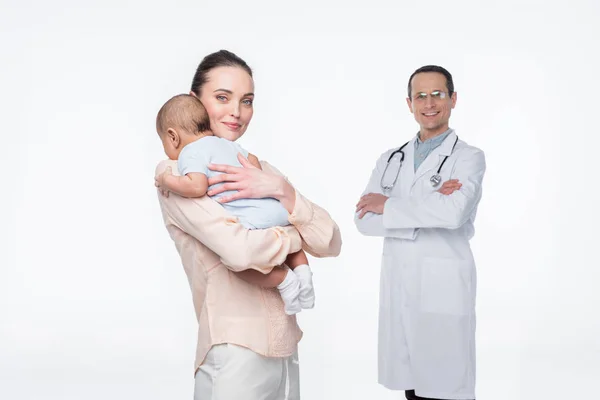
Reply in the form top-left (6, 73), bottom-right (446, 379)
top-left (412, 131), bottom-right (458, 186)
top-left (397, 137), bottom-right (417, 198)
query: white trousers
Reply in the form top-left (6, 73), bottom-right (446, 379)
top-left (194, 344), bottom-right (300, 400)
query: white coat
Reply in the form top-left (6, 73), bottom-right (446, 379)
top-left (354, 130), bottom-right (486, 400)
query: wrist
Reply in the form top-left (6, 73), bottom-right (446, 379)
top-left (270, 175), bottom-right (287, 199)
top-left (274, 177), bottom-right (297, 214)
top-left (163, 174), bottom-right (178, 190)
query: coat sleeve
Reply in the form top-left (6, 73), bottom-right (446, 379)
top-left (382, 148), bottom-right (486, 230)
top-left (354, 152), bottom-right (418, 239)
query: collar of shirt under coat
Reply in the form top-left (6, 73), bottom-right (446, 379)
top-left (413, 128), bottom-right (453, 171)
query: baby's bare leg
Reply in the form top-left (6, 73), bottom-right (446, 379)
top-left (285, 250), bottom-right (309, 270)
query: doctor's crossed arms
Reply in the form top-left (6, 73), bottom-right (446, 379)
top-left (355, 179), bottom-right (461, 218)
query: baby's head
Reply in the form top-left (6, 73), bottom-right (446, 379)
top-left (156, 94), bottom-right (212, 160)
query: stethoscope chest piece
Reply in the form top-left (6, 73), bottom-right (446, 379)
top-left (380, 135), bottom-right (459, 192)
top-left (430, 174), bottom-right (442, 187)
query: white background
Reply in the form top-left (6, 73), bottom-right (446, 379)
top-left (1, 1), bottom-right (599, 399)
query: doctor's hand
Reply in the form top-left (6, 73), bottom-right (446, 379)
top-left (355, 193), bottom-right (388, 219)
top-left (437, 179), bottom-right (462, 195)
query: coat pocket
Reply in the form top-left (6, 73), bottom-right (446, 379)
top-left (420, 257), bottom-right (473, 316)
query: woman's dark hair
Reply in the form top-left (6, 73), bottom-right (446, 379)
top-left (190, 50), bottom-right (253, 96)
top-left (407, 65), bottom-right (454, 98)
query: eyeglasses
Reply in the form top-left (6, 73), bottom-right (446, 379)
top-left (411, 90), bottom-right (448, 102)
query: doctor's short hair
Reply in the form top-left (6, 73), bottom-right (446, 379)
top-left (407, 65), bottom-right (454, 98)
top-left (156, 94), bottom-right (211, 136)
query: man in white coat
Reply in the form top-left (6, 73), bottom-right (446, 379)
top-left (354, 65), bottom-right (486, 400)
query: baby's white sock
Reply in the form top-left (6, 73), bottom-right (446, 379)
top-left (276, 267), bottom-right (302, 315)
top-left (293, 264), bottom-right (315, 309)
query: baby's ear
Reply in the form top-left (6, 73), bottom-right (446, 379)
top-left (166, 128), bottom-right (180, 144)
top-left (189, 90), bottom-right (198, 98)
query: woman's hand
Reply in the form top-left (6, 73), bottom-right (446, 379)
top-left (207, 153), bottom-right (296, 211)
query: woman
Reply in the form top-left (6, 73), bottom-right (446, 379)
top-left (154, 50), bottom-right (342, 400)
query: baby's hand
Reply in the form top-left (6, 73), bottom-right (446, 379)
top-left (154, 166), bottom-right (172, 197)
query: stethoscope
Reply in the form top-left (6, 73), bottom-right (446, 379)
top-left (380, 136), bottom-right (459, 192)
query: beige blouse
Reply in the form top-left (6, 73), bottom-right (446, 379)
top-left (155, 159), bottom-right (342, 374)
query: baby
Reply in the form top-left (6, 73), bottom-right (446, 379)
top-left (154, 94), bottom-right (315, 315)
